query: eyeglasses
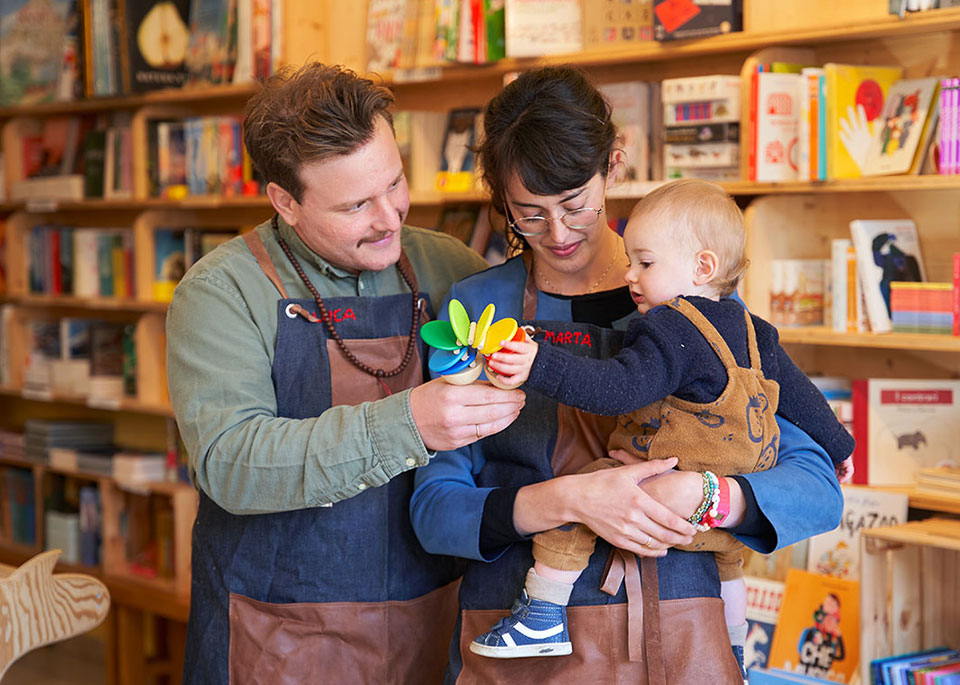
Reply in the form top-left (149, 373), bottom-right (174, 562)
top-left (507, 207), bottom-right (604, 236)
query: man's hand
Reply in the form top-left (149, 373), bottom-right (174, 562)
top-left (409, 378), bottom-right (525, 451)
top-left (485, 338), bottom-right (538, 388)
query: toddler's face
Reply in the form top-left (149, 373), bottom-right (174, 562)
top-left (622, 215), bottom-right (701, 314)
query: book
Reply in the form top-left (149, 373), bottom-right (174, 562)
top-left (824, 63), bottom-right (904, 180)
top-left (767, 569), bottom-right (860, 683)
top-left (744, 576), bottom-right (785, 674)
top-left (863, 77), bottom-right (941, 176)
top-left (123, 0), bottom-right (191, 92)
top-left (748, 667), bottom-right (837, 683)
top-left (600, 81), bottom-right (652, 189)
top-left (435, 205), bottom-right (479, 245)
top-left (916, 466), bottom-right (960, 495)
top-left (365, 0), bottom-right (406, 71)
top-left (185, 0), bottom-right (234, 84)
top-left (805, 485), bottom-right (908, 581)
top-left (849, 219), bottom-right (925, 334)
top-left (435, 108), bottom-right (480, 192)
top-left (851, 378), bottom-right (960, 486)
top-left (581, 0), bottom-right (652, 48)
top-left (741, 540), bottom-right (809, 582)
top-left (652, 0), bottom-right (741, 41)
top-left (503, 0), bottom-right (582, 58)
top-left (754, 72), bottom-right (802, 181)
top-left (153, 228), bottom-right (186, 301)
top-left (0, 0), bottom-right (77, 105)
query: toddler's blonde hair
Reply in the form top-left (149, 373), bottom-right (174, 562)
top-left (629, 179), bottom-right (748, 296)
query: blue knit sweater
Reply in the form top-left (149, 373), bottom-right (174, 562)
top-left (527, 296), bottom-right (855, 466)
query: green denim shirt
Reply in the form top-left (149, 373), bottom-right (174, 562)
top-left (166, 215), bottom-right (488, 515)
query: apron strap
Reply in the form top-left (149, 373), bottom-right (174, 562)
top-left (599, 550), bottom-right (667, 683)
top-left (664, 298), bottom-right (739, 371)
top-left (243, 230), bottom-right (289, 298)
top-left (640, 556), bottom-right (668, 685)
top-left (521, 251), bottom-right (538, 320)
top-left (397, 249), bottom-right (421, 296)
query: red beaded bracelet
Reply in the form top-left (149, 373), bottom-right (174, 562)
top-left (702, 475), bottom-right (730, 528)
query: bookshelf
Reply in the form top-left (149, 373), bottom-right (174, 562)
top-left (1, 1), bottom-right (960, 679)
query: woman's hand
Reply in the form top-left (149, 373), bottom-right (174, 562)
top-left (565, 458), bottom-right (697, 557)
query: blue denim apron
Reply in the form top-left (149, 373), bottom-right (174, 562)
top-left (443, 255), bottom-right (743, 684)
top-left (183, 236), bottom-right (462, 684)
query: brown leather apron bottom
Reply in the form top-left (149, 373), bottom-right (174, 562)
top-left (229, 580), bottom-right (460, 685)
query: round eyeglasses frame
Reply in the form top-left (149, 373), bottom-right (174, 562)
top-left (506, 206), bottom-right (604, 237)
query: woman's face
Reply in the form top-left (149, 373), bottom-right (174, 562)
top-left (505, 171), bottom-right (612, 287)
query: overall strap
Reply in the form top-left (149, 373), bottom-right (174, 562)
top-left (243, 230), bottom-right (289, 298)
top-left (664, 298), bottom-right (739, 371)
top-left (521, 251), bottom-right (538, 319)
top-left (742, 308), bottom-right (763, 371)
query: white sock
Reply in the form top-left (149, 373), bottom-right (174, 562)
top-left (525, 567), bottom-right (574, 606)
top-left (728, 621), bottom-right (748, 647)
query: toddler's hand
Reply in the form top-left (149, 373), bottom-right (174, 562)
top-left (485, 338), bottom-right (538, 388)
top-left (835, 455), bottom-right (854, 484)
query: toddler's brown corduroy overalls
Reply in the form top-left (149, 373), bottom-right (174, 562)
top-left (533, 298), bottom-right (781, 581)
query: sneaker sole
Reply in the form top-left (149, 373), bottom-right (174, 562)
top-left (469, 641), bottom-right (573, 659)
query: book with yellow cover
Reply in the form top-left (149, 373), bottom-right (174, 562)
top-left (767, 569), bottom-right (860, 683)
top-left (824, 63), bottom-right (903, 180)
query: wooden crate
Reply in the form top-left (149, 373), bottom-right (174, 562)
top-left (860, 518), bottom-right (960, 684)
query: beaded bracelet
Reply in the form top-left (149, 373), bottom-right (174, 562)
top-left (687, 471), bottom-right (720, 532)
top-left (701, 474), bottom-right (731, 529)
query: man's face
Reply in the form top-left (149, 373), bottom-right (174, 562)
top-left (284, 116), bottom-right (410, 273)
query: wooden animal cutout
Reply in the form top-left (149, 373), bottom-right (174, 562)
top-left (0, 550), bottom-right (110, 679)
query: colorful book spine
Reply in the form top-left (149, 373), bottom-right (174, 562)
top-left (953, 253), bottom-right (959, 337)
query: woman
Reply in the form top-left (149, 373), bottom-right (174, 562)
top-left (410, 66), bottom-right (842, 683)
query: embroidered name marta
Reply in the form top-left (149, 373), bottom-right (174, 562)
top-left (541, 330), bottom-right (592, 346)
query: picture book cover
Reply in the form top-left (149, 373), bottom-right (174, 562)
top-left (435, 108), bottom-right (480, 192)
top-left (767, 569), bottom-right (860, 683)
top-left (504, 0), bottom-right (582, 58)
top-left (805, 485), bottom-right (908, 580)
top-left (754, 72), bottom-right (801, 181)
top-left (365, 0), bottom-right (406, 71)
top-left (599, 81), bottom-right (652, 189)
top-left (824, 63), bottom-right (903, 179)
top-left (745, 576), bottom-right (786, 674)
top-left (124, 0), bottom-right (190, 92)
top-left (185, 0), bottom-right (234, 84)
top-left (0, 0), bottom-right (76, 105)
top-left (153, 228), bottom-right (186, 302)
top-left (851, 378), bottom-right (960, 486)
top-left (849, 219), bottom-right (925, 334)
top-left (863, 77), bottom-right (940, 176)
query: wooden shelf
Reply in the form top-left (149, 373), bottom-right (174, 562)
top-left (874, 486), bottom-right (960, 516)
top-left (0, 386), bottom-right (174, 417)
top-left (720, 174), bottom-right (960, 195)
top-left (0, 83), bottom-right (259, 119)
top-left (777, 327), bottom-right (960, 352)
top-left (2, 196), bottom-right (272, 213)
top-left (383, 7), bottom-right (960, 86)
top-left (7, 294), bottom-right (169, 313)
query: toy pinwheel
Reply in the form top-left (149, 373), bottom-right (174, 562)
top-left (420, 299), bottom-right (528, 388)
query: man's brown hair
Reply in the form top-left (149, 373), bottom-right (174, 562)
top-left (243, 63), bottom-right (395, 202)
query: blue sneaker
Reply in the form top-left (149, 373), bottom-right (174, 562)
top-left (470, 591), bottom-right (572, 658)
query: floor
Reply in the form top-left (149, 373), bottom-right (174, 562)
top-left (4, 635), bottom-right (105, 685)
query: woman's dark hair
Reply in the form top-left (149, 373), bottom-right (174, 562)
top-left (478, 66), bottom-right (618, 251)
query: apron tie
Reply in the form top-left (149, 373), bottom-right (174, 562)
top-left (599, 548), bottom-right (644, 663)
top-left (599, 551), bottom-right (668, 684)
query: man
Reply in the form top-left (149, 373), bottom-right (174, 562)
top-left (166, 63), bottom-right (525, 684)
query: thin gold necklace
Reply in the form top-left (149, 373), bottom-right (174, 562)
top-left (537, 238), bottom-right (621, 295)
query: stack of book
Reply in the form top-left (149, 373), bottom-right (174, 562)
top-left (661, 75), bottom-right (741, 182)
top-left (0, 430), bottom-right (26, 460)
top-left (890, 282), bottom-right (953, 334)
top-left (916, 466), bottom-right (960, 497)
top-left (23, 420), bottom-right (114, 466)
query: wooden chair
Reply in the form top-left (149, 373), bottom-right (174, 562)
top-left (0, 550), bottom-right (110, 680)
